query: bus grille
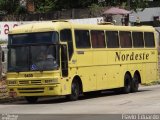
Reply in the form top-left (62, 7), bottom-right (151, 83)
top-left (19, 80), bottom-right (42, 85)
top-left (18, 88), bottom-right (44, 93)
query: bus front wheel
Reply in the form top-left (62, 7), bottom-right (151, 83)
top-left (67, 81), bottom-right (80, 101)
top-left (25, 96), bottom-right (38, 104)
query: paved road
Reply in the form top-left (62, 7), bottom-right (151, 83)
top-left (0, 85), bottom-right (160, 119)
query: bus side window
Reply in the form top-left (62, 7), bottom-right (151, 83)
top-left (119, 31), bottom-right (132, 48)
top-left (132, 32), bottom-right (144, 48)
top-left (60, 29), bottom-right (73, 60)
top-left (75, 30), bottom-right (91, 48)
top-left (91, 30), bottom-right (106, 48)
top-left (144, 32), bottom-right (155, 47)
top-left (106, 31), bottom-right (119, 48)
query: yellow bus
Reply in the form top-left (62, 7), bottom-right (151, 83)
top-left (7, 21), bottom-right (158, 103)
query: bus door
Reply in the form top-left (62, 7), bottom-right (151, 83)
top-left (61, 44), bottom-right (70, 94)
top-left (61, 44), bottom-right (68, 77)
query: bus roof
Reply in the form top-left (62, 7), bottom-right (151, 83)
top-left (9, 21), bottom-right (155, 34)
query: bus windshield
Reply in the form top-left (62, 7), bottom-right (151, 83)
top-left (8, 45), bottom-right (60, 72)
top-left (8, 32), bottom-right (59, 45)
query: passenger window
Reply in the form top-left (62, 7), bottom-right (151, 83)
top-left (106, 31), bottom-right (119, 48)
top-left (119, 31), bottom-right (132, 48)
top-left (144, 32), bottom-right (155, 47)
top-left (75, 30), bottom-right (91, 48)
top-left (91, 30), bottom-right (106, 48)
top-left (132, 32), bottom-right (144, 48)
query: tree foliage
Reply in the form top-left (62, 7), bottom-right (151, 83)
top-left (0, 0), bottom-right (19, 14)
top-left (33, 0), bottom-right (98, 11)
top-left (0, 0), bottom-right (158, 14)
top-left (33, 0), bottom-right (56, 13)
top-left (130, 0), bottom-right (148, 11)
top-left (0, 0), bottom-right (28, 14)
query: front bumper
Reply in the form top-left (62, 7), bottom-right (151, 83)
top-left (8, 84), bottom-right (62, 97)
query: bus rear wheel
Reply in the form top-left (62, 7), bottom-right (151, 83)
top-left (67, 81), bottom-right (80, 101)
top-left (25, 96), bottom-right (38, 104)
top-left (131, 74), bottom-right (139, 92)
top-left (122, 74), bottom-right (131, 94)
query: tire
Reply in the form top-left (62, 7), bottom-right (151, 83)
top-left (131, 74), bottom-right (139, 92)
top-left (122, 74), bottom-right (131, 94)
top-left (67, 81), bottom-right (80, 101)
top-left (25, 96), bottom-right (38, 104)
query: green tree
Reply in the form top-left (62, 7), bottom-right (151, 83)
top-left (33, 0), bottom-right (98, 11)
top-left (130, 0), bottom-right (148, 11)
top-left (0, 0), bottom-right (19, 14)
top-left (33, 0), bottom-right (56, 13)
top-left (97, 0), bottom-right (148, 11)
top-left (89, 3), bottom-right (102, 17)
top-left (0, 0), bottom-right (152, 14)
top-left (52, 0), bottom-right (98, 10)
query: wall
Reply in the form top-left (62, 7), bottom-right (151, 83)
top-left (129, 7), bottom-right (160, 22)
top-left (0, 22), bottom-right (30, 41)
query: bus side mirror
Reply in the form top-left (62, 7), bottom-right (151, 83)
top-left (61, 44), bottom-right (68, 77)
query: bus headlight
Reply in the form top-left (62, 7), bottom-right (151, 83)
top-left (45, 79), bottom-right (58, 84)
top-left (8, 80), bottom-right (17, 85)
